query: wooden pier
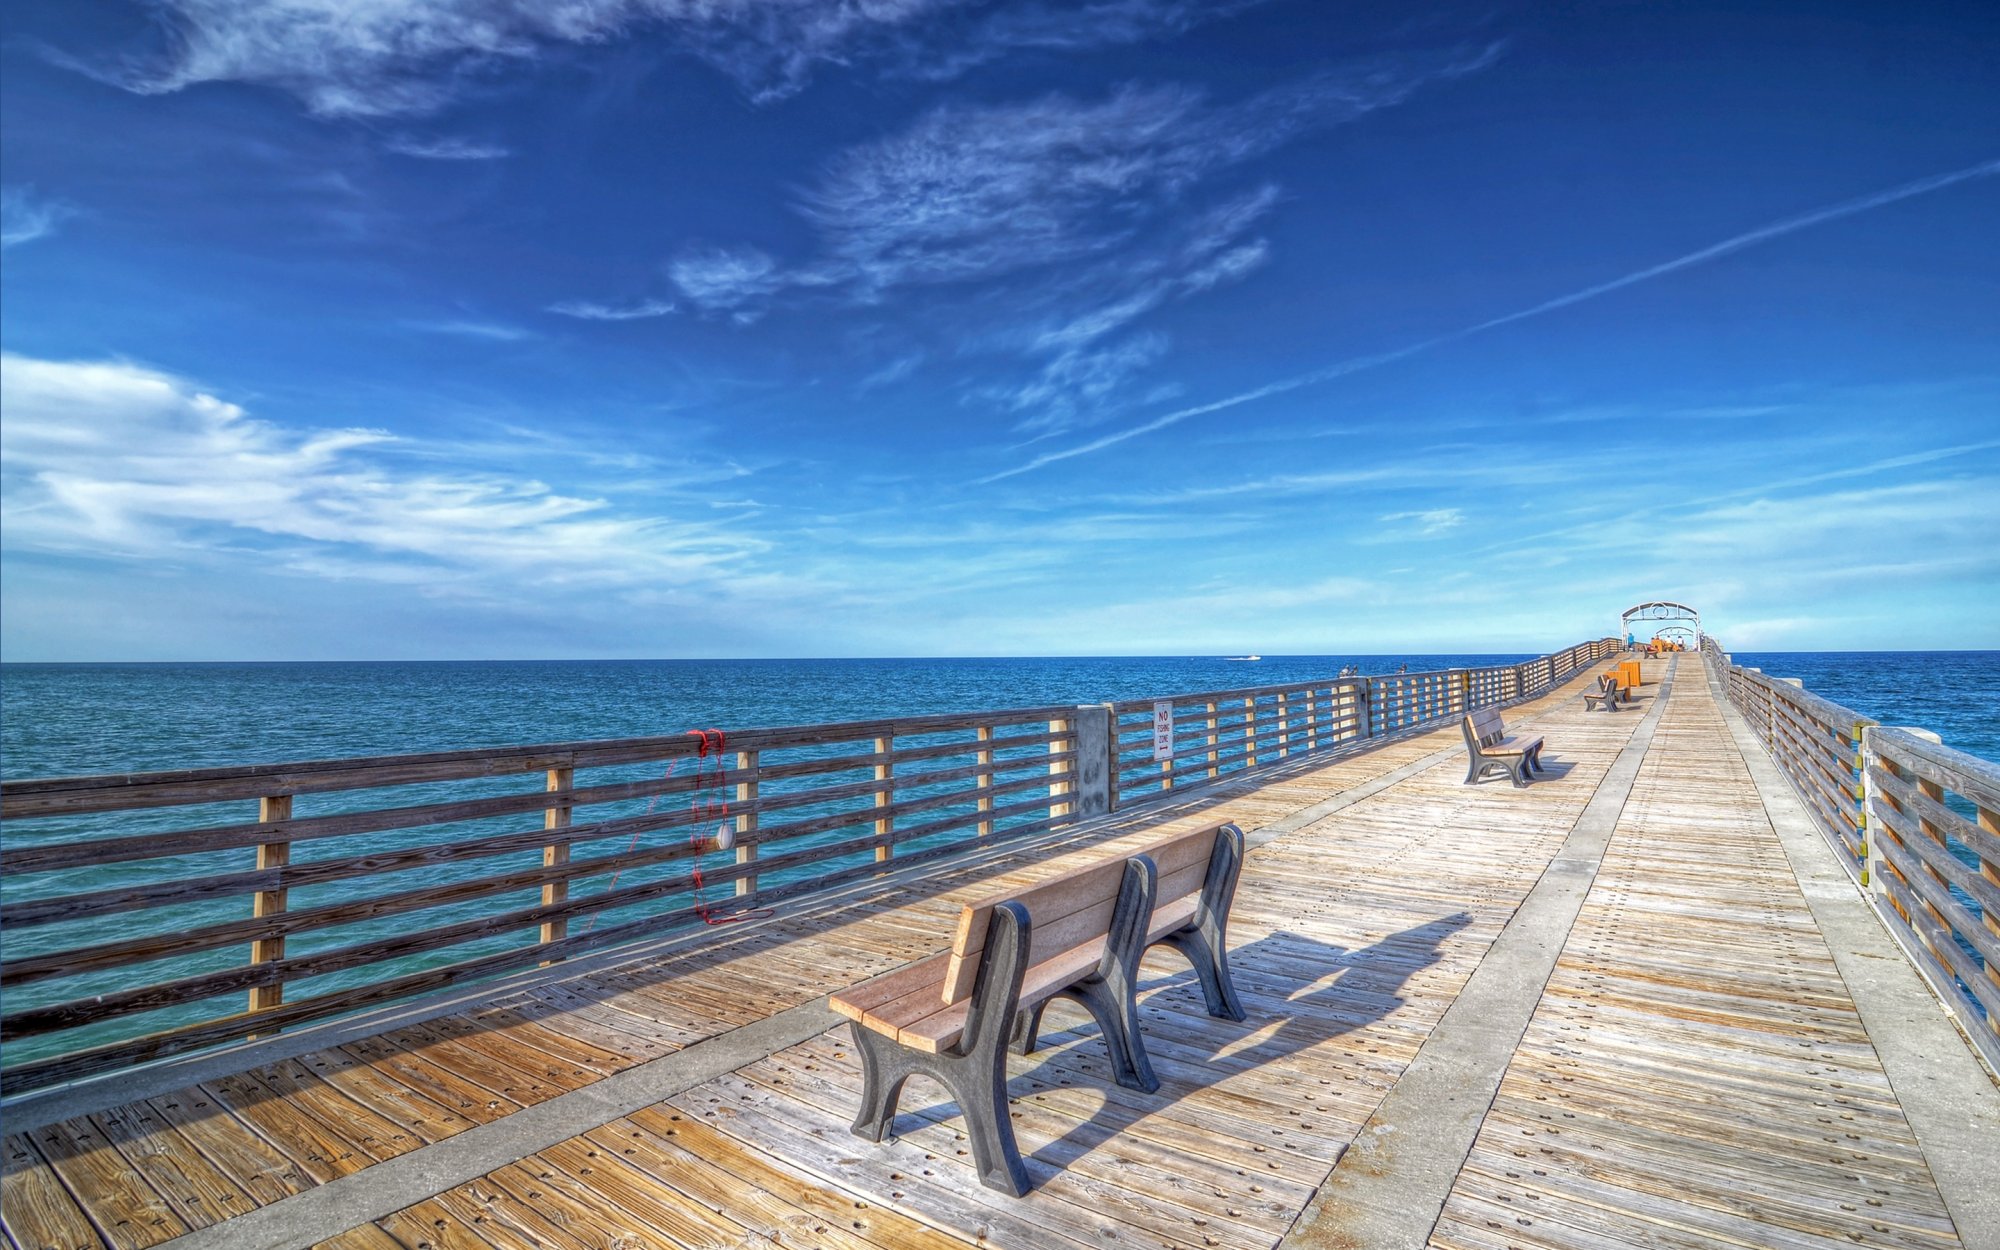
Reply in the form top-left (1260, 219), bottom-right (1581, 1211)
top-left (3, 649), bottom-right (1996, 1249)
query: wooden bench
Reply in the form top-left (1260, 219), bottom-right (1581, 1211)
top-left (1013, 820), bottom-right (1248, 1057)
top-left (828, 820), bottom-right (1246, 1195)
top-left (1583, 673), bottom-right (1623, 712)
top-left (1462, 707), bottom-right (1545, 787)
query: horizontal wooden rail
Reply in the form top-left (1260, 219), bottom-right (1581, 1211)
top-left (0, 640), bottom-right (1618, 1094)
top-left (1707, 638), bottom-right (1996, 1075)
top-left (1864, 727), bottom-right (2000, 1073)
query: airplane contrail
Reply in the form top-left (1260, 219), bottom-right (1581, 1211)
top-left (983, 157), bottom-right (2000, 482)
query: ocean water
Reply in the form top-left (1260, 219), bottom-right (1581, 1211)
top-left (3, 650), bottom-right (1991, 1073)
top-left (0, 653), bottom-right (1536, 780)
top-left (6, 650), bottom-right (1991, 782)
top-left (1728, 650), bottom-right (2000, 762)
top-left (0, 651), bottom-right (1535, 1069)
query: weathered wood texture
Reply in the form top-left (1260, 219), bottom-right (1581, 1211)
top-left (1722, 652), bottom-right (1875, 870)
top-left (1711, 636), bottom-right (1997, 1074)
top-left (4, 654), bottom-right (1975, 1250)
top-left (1433, 656), bottom-right (1961, 1250)
top-left (1864, 727), bottom-right (2000, 1072)
top-left (0, 667), bottom-right (1602, 1249)
top-left (0, 643), bottom-right (1620, 1094)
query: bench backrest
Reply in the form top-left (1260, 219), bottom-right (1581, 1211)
top-left (1131, 821), bottom-right (1236, 915)
top-left (943, 853), bottom-right (1137, 1005)
top-left (1466, 707), bottom-right (1505, 746)
top-left (940, 819), bottom-right (1239, 1006)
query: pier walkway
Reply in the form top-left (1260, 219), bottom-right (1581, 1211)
top-left (5, 655), bottom-right (1996, 1250)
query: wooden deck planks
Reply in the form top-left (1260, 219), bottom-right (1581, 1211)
top-left (1429, 662), bottom-right (1962, 1250)
top-left (3, 661), bottom-right (1978, 1250)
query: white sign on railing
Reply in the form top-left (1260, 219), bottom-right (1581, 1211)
top-left (1153, 701), bottom-right (1175, 761)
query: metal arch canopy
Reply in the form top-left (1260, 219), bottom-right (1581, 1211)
top-left (1620, 601), bottom-right (1701, 640)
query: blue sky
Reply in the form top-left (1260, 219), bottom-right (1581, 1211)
top-left (2, 1), bottom-right (1995, 660)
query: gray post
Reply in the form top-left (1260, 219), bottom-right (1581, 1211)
top-left (1071, 703), bottom-right (1116, 818)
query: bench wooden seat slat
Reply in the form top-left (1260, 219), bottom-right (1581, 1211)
top-left (1462, 708), bottom-right (1546, 787)
top-left (829, 952), bottom-right (951, 1023)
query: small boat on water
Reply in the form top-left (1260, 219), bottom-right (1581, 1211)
top-left (1229, 654), bottom-right (1262, 661)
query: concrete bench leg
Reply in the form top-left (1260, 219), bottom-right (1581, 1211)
top-left (1154, 824), bottom-right (1247, 1023)
top-left (1008, 857), bottom-right (1161, 1093)
top-left (847, 902), bottom-right (1034, 1196)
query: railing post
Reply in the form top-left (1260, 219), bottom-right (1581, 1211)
top-left (874, 735), bottom-right (894, 861)
top-left (1244, 696), bottom-right (1258, 768)
top-left (540, 768), bottom-right (572, 954)
top-left (734, 749), bottom-right (759, 896)
top-left (1276, 691), bottom-right (1290, 758)
top-left (1304, 686), bottom-right (1319, 752)
top-left (976, 725), bottom-right (994, 837)
top-left (1983, 798), bottom-right (2000, 1036)
top-left (1205, 701), bottom-right (1220, 777)
top-left (1862, 726), bottom-right (1889, 898)
top-left (1048, 716), bottom-right (1074, 819)
top-left (1843, 717), bottom-right (1876, 875)
top-left (250, 794), bottom-right (292, 1022)
top-left (1070, 704), bottom-right (1115, 818)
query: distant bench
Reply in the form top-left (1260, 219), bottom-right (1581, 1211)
top-left (829, 820), bottom-right (1247, 1195)
top-left (1583, 673), bottom-right (1624, 712)
top-left (1462, 707), bottom-right (1545, 787)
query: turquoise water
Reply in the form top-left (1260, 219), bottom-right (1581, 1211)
top-left (1729, 650), bottom-right (1999, 761)
top-left (1, 652), bottom-right (1537, 1071)
top-left (2, 650), bottom-right (1991, 1074)
top-left (0, 653), bottom-right (1535, 780)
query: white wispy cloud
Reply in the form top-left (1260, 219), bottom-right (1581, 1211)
top-left (668, 245), bottom-right (793, 316)
top-left (61, 0), bottom-right (969, 116)
top-left (674, 53), bottom-right (1491, 431)
top-left (385, 134), bottom-right (511, 160)
top-left (1378, 508), bottom-right (1465, 537)
top-left (901, 0), bottom-right (1273, 82)
top-left (994, 157), bottom-right (2000, 477)
top-left (0, 354), bottom-right (763, 594)
top-left (794, 59), bottom-right (1492, 301)
top-left (996, 333), bottom-right (1172, 435)
top-left (545, 298), bottom-right (678, 321)
top-left (59, 0), bottom-right (1300, 117)
top-left (1, 187), bottom-right (79, 248)
top-left (858, 353), bottom-right (925, 391)
top-left (408, 319), bottom-right (536, 341)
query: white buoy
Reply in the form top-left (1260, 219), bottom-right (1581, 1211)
top-left (713, 822), bottom-right (734, 851)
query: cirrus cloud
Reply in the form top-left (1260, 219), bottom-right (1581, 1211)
top-left (48, 0), bottom-right (1287, 116)
top-left (0, 354), bottom-right (762, 592)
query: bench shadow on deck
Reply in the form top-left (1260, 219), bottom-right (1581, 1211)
top-left (3, 657), bottom-right (1987, 1250)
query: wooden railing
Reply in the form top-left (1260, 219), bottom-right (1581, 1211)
top-left (0, 639), bottom-right (1618, 1094)
top-left (1707, 639), bottom-right (1998, 1072)
top-left (1863, 729), bottom-right (2000, 1073)
top-left (1103, 642), bottom-right (1615, 802)
top-left (1724, 661), bottom-right (1875, 868)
